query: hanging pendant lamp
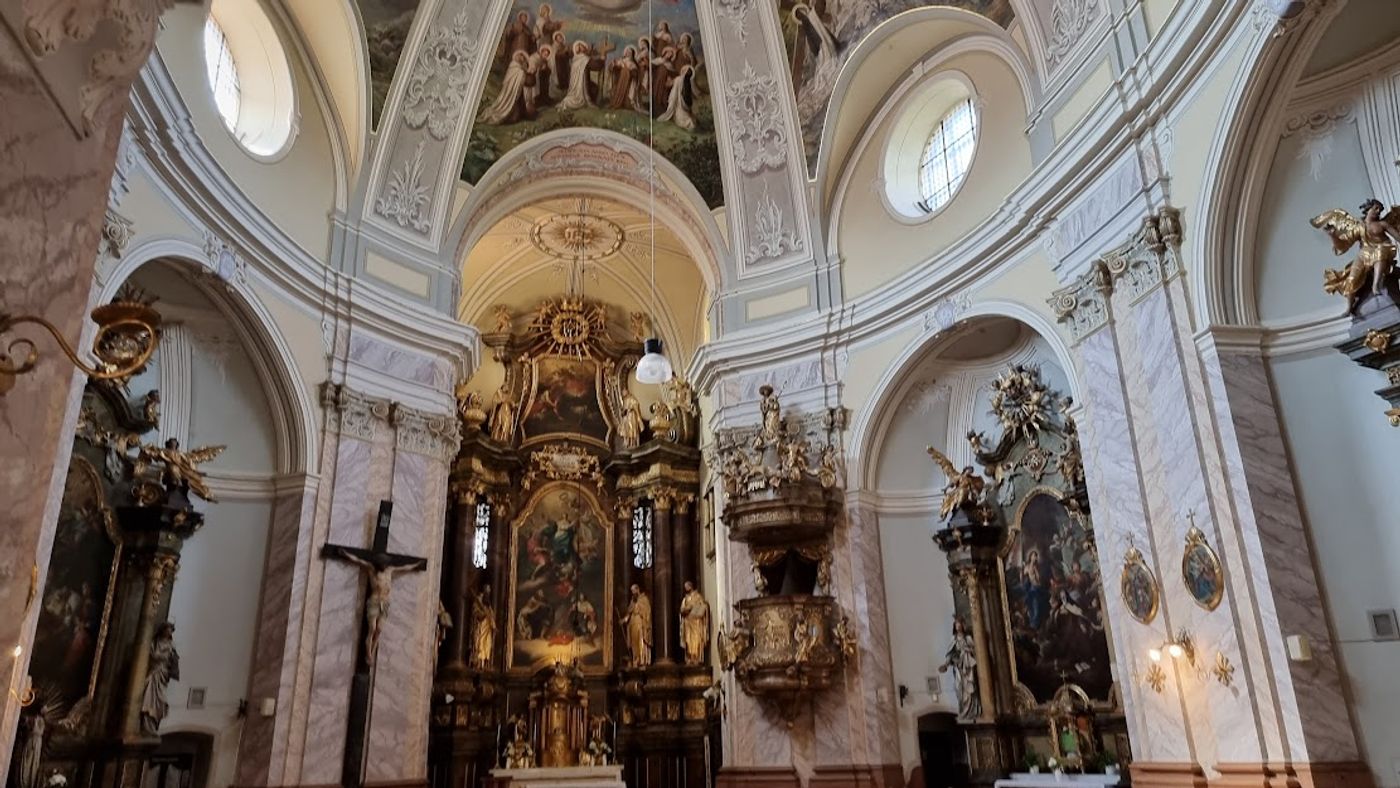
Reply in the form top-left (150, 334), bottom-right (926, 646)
top-left (635, 0), bottom-right (673, 385)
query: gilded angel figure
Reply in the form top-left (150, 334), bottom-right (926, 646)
top-left (135, 438), bottom-right (226, 502)
top-left (926, 446), bottom-right (985, 522)
top-left (1311, 199), bottom-right (1400, 314)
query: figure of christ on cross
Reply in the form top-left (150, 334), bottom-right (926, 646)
top-left (320, 500), bottom-right (429, 788)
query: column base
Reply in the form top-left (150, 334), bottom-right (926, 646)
top-left (1213, 761), bottom-right (1376, 788)
top-left (716, 766), bottom-right (801, 788)
top-left (810, 764), bottom-right (905, 787)
top-left (1129, 762), bottom-right (1209, 788)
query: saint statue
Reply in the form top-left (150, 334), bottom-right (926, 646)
top-left (1311, 199), bottom-right (1400, 314)
top-left (470, 585), bottom-right (496, 669)
top-left (134, 438), bottom-right (226, 502)
top-left (618, 392), bottom-right (645, 449)
top-left (435, 601), bottom-right (452, 673)
top-left (926, 446), bottom-right (986, 522)
top-left (492, 304), bottom-right (513, 334)
top-left (753, 385), bottom-right (782, 449)
top-left (140, 622), bottom-right (180, 735)
top-left (939, 616), bottom-right (980, 721)
top-left (580, 715), bottom-right (613, 766)
top-left (490, 384), bottom-right (516, 445)
top-left (503, 715), bottom-right (535, 769)
top-left (619, 584), bottom-right (653, 667)
top-left (678, 581), bottom-right (710, 665)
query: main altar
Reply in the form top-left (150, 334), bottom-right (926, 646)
top-left (431, 297), bottom-right (715, 788)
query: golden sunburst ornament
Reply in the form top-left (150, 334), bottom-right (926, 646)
top-left (529, 297), bottom-right (607, 357)
top-left (531, 212), bottom-right (625, 262)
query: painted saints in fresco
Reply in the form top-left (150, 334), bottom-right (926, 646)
top-left (466, 0), bottom-right (723, 207)
top-left (510, 488), bottom-right (610, 670)
top-left (360, 0), bottom-right (425, 125)
top-left (779, 0), bottom-right (1013, 171)
top-left (1002, 491), bottom-right (1112, 703)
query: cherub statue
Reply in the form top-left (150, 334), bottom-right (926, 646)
top-left (779, 438), bottom-right (810, 482)
top-left (816, 444), bottom-right (840, 489)
top-left (1311, 199), bottom-right (1400, 314)
top-left (629, 311), bottom-right (649, 342)
top-left (833, 615), bottom-right (859, 661)
top-left (716, 624), bottom-right (751, 671)
top-left (926, 446), bottom-right (985, 522)
top-left (492, 304), bottom-right (513, 334)
top-left (135, 438), bottom-right (226, 502)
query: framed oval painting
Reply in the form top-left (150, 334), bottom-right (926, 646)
top-left (1182, 526), bottom-right (1224, 611)
top-left (1119, 546), bottom-right (1159, 625)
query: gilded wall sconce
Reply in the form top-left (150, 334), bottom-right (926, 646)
top-left (0, 287), bottom-right (161, 395)
top-left (1144, 663), bottom-right (1166, 694)
top-left (1213, 653), bottom-right (1236, 687)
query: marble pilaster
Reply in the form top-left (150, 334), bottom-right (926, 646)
top-left (0, 2), bottom-right (170, 776)
top-left (234, 375), bottom-right (460, 787)
top-left (1051, 208), bottom-right (1368, 780)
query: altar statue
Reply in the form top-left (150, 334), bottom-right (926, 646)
top-left (1311, 199), bottom-right (1400, 313)
top-left (618, 392), bottom-right (645, 449)
top-left (679, 581), bottom-right (710, 665)
top-left (471, 585), bottom-right (497, 669)
top-left (503, 715), bottom-right (534, 768)
top-left (490, 384), bottom-right (517, 444)
top-left (140, 622), bottom-right (180, 735)
top-left (134, 438), bottom-right (225, 502)
top-left (926, 446), bottom-right (985, 522)
top-left (620, 583), bottom-right (652, 667)
top-left (939, 615), bottom-right (980, 720)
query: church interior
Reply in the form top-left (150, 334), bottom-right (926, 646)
top-left (3, 0), bottom-right (1400, 787)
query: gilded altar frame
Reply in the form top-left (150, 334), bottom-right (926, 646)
top-left (504, 481), bottom-right (615, 674)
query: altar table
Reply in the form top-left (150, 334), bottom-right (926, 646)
top-left (488, 765), bottom-right (626, 788)
top-left (993, 773), bottom-right (1123, 787)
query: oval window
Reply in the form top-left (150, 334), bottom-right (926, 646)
top-left (201, 0), bottom-right (297, 159)
top-left (917, 98), bottom-right (977, 214)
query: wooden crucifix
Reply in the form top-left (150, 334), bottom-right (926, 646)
top-left (321, 500), bottom-right (428, 788)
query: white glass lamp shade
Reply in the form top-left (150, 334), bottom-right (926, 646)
top-left (635, 337), bottom-right (673, 384)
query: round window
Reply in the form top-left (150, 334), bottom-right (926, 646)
top-left (917, 98), bottom-right (977, 213)
top-left (881, 74), bottom-right (979, 221)
top-left (201, 0), bottom-right (297, 159)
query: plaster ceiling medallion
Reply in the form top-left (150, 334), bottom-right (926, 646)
top-left (530, 212), bottom-right (626, 263)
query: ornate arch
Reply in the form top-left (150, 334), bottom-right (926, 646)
top-left (447, 128), bottom-right (733, 294)
top-left (98, 237), bottom-right (320, 476)
top-left (1191, 3), bottom-right (1343, 328)
top-left (846, 299), bottom-right (1079, 493)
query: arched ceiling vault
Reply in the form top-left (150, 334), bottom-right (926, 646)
top-left (460, 194), bottom-right (711, 368)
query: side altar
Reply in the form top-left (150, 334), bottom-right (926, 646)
top-left (929, 366), bottom-right (1129, 786)
top-left (430, 298), bottom-right (716, 788)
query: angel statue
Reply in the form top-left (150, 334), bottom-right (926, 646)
top-left (135, 438), bottom-right (226, 503)
top-left (926, 446), bottom-right (985, 522)
top-left (1311, 199), bottom-right (1400, 314)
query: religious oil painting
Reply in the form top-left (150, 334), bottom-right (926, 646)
top-left (1119, 545), bottom-right (1159, 625)
top-left (30, 458), bottom-right (119, 711)
top-left (464, 0), bottom-right (724, 207)
top-left (778, 0), bottom-right (1013, 172)
top-left (1182, 526), bottom-right (1224, 611)
top-left (522, 356), bottom-right (610, 445)
top-left (1001, 489), bottom-right (1113, 704)
top-left (508, 485), bottom-right (612, 671)
top-left (360, 0), bottom-right (426, 125)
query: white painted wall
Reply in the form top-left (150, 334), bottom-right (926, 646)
top-left (871, 325), bottom-right (1068, 775)
top-left (130, 264), bottom-right (281, 787)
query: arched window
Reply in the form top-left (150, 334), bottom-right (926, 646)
top-left (632, 504), bottom-right (654, 569)
top-left (203, 18), bottom-right (241, 132)
top-left (200, 0), bottom-right (297, 159)
top-left (917, 98), bottom-right (978, 214)
top-left (472, 501), bottom-right (491, 569)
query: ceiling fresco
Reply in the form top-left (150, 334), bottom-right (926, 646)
top-left (462, 0), bottom-right (724, 208)
top-left (780, 0), bottom-right (1014, 173)
top-left (361, 0), bottom-right (425, 126)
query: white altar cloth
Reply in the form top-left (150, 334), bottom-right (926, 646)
top-left (489, 765), bottom-right (626, 788)
top-left (993, 773), bottom-right (1123, 788)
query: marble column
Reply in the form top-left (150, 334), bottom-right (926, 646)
top-left (0, 2), bottom-right (173, 776)
top-left (1050, 209), bottom-right (1370, 785)
top-left (442, 495), bottom-right (477, 675)
top-left (651, 493), bottom-right (677, 664)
